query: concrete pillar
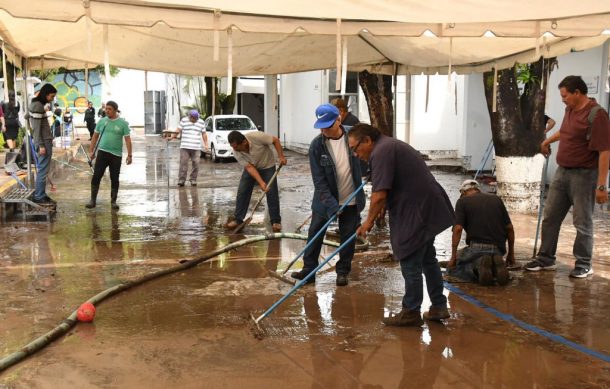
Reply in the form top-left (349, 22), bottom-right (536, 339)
top-left (264, 74), bottom-right (279, 137)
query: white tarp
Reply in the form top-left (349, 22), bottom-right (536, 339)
top-left (0, 0), bottom-right (609, 75)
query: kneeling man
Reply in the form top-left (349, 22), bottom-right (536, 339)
top-left (447, 180), bottom-right (515, 285)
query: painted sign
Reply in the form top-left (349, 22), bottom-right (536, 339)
top-left (36, 70), bottom-right (103, 111)
top-left (74, 96), bottom-right (88, 113)
top-left (583, 76), bottom-right (599, 94)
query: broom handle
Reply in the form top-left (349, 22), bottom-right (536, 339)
top-left (532, 156), bottom-right (549, 257)
top-left (282, 179), bottom-right (367, 275)
top-left (232, 165), bottom-right (282, 233)
top-left (249, 165), bottom-right (282, 217)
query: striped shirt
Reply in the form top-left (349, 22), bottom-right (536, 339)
top-left (179, 117), bottom-right (205, 150)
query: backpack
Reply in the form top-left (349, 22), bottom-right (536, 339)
top-left (2, 101), bottom-right (20, 123)
top-left (585, 104), bottom-right (602, 142)
top-left (585, 103), bottom-right (610, 170)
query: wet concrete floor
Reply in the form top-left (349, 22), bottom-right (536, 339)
top-left (1, 135), bottom-right (609, 388)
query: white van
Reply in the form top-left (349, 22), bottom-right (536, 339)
top-left (202, 114), bottom-right (258, 162)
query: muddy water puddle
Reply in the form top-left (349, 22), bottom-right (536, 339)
top-left (1, 136), bottom-right (610, 388)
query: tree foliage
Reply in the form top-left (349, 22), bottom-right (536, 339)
top-left (31, 65), bottom-right (120, 82)
top-left (182, 75), bottom-right (207, 117)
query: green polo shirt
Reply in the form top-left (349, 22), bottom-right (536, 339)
top-left (95, 117), bottom-right (131, 157)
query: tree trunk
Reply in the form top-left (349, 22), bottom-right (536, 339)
top-left (0, 54), bottom-right (16, 92)
top-left (483, 58), bottom-right (555, 157)
top-left (221, 78), bottom-right (238, 114)
top-left (483, 58), bottom-right (556, 213)
top-left (358, 70), bottom-right (394, 136)
top-left (204, 77), bottom-right (219, 118)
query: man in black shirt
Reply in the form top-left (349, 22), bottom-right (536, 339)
top-left (447, 179), bottom-right (515, 285)
top-left (84, 101), bottom-right (96, 140)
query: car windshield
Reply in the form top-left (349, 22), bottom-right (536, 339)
top-left (215, 118), bottom-right (254, 131)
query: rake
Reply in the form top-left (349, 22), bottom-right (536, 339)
top-left (250, 232), bottom-right (357, 338)
top-left (280, 179), bottom-right (367, 276)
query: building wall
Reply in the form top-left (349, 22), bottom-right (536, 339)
top-left (104, 69), bottom-right (167, 128)
top-left (279, 71), bottom-right (324, 153)
top-left (461, 73), bottom-right (494, 172)
top-left (408, 74), bottom-right (464, 157)
top-left (93, 43), bottom-right (608, 170)
top-left (395, 76), bottom-right (409, 142)
top-left (405, 42), bottom-right (609, 175)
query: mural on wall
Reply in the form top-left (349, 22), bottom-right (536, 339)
top-left (37, 71), bottom-right (102, 110)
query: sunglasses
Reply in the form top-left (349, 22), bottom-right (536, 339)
top-left (350, 139), bottom-right (362, 155)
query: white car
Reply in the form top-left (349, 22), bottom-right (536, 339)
top-left (202, 115), bottom-right (259, 162)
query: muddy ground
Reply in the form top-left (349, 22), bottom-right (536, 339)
top-left (0, 135), bottom-right (609, 388)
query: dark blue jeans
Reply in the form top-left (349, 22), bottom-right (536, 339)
top-left (399, 239), bottom-right (447, 312)
top-left (234, 166), bottom-right (280, 224)
top-left (302, 205), bottom-right (359, 276)
top-left (34, 140), bottom-right (53, 201)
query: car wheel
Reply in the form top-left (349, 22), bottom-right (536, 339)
top-left (211, 145), bottom-right (220, 163)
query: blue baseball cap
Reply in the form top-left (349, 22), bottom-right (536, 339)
top-left (314, 104), bottom-right (340, 129)
top-left (188, 110), bottom-right (199, 119)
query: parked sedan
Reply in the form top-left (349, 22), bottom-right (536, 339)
top-left (202, 115), bottom-right (258, 162)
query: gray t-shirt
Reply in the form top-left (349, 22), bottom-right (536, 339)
top-left (370, 135), bottom-right (455, 259)
top-left (234, 131), bottom-right (276, 169)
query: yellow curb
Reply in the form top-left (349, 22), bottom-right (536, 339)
top-left (0, 172), bottom-right (26, 195)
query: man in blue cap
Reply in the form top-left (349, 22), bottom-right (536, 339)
top-left (173, 110), bottom-right (206, 186)
top-left (291, 103), bottom-right (365, 286)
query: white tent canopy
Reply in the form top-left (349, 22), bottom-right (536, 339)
top-left (1, 0), bottom-right (609, 76)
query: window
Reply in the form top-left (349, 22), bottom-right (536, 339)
top-left (328, 70), bottom-right (359, 94)
top-left (215, 117), bottom-right (256, 132)
top-left (328, 70), bottom-right (359, 117)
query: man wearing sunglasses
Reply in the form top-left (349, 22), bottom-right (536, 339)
top-left (291, 104), bottom-right (365, 287)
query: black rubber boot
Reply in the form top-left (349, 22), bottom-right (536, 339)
top-left (110, 188), bottom-right (119, 210)
top-left (85, 184), bottom-right (99, 209)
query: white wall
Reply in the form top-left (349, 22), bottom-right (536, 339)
top-left (409, 74), bottom-right (463, 155)
top-left (395, 75), bottom-right (408, 142)
top-left (461, 73), bottom-right (494, 172)
top-left (405, 42), bottom-right (609, 173)
top-left (357, 87), bottom-right (371, 125)
top-left (103, 69), bottom-right (167, 127)
top-left (279, 71), bottom-right (324, 152)
top-left (544, 42), bottom-right (610, 181)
